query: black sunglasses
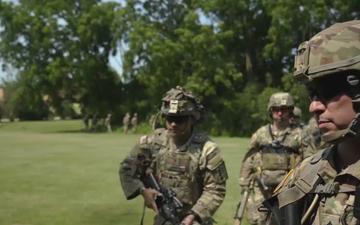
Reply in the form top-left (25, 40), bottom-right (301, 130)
top-left (271, 106), bottom-right (291, 112)
top-left (165, 115), bottom-right (190, 124)
top-left (308, 81), bottom-right (347, 102)
top-left (308, 88), bottom-right (342, 102)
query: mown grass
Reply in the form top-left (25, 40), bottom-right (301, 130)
top-left (0, 120), bottom-right (250, 225)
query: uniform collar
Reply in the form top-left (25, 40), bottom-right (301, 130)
top-left (317, 148), bottom-right (338, 182)
top-left (317, 146), bottom-right (360, 182)
top-left (338, 155), bottom-right (360, 181)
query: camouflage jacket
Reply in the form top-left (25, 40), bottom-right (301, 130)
top-left (301, 123), bottom-right (330, 159)
top-left (239, 124), bottom-right (303, 189)
top-left (119, 128), bottom-right (228, 222)
top-left (275, 146), bottom-right (360, 225)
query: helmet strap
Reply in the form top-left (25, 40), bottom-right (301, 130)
top-left (344, 113), bottom-right (360, 139)
top-left (322, 113), bottom-right (360, 143)
top-left (347, 74), bottom-right (360, 103)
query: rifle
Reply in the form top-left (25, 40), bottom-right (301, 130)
top-left (234, 171), bottom-right (274, 225)
top-left (234, 179), bottom-right (254, 225)
top-left (143, 173), bottom-right (183, 225)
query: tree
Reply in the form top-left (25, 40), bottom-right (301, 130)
top-left (115, 0), bottom-right (360, 135)
top-left (0, 0), bottom-right (122, 119)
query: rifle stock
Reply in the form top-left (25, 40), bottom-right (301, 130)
top-left (234, 174), bottom-right (272, 225)
top-left (234, 178), bottom-right (255, 225)
top-left (234, 188), bottom-right (250, 225)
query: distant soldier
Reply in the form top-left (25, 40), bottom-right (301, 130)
top-left (131, 112), bottom-right (138, 133)
top-left (289, 106), bottom-right (305, 128)
top-left (122, 112), bottom-right (130, 134)
top-left (119, 86), bottom-right (227, 225)
top-left (105, 113), bottom-right (112, 133)
top-left (235, 92), bottom-right (303, 225)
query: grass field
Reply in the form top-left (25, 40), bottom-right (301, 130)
top-left (0, 120), bottom-right (250, 225)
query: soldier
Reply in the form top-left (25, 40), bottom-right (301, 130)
top-left (131, 112), bottom-right (138, 133)
top-left (289, 106), bottom-right (305, 128)
top-left (122, 112), bottom-right (130, 134)
top-left (105, 113), bottom-right (112, 133)
top-left (269, 20), bottom-right (360, 225)
top-left (119, 86), bottom-right (228, 225)
top-left (235, 92), bottom-right (302, 225)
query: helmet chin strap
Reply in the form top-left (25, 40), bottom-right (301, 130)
top-left (322, 75), bottom-right (360, 144)
top-left (322, 113), bottom-right (360, 144)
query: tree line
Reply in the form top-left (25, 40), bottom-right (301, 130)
top-left (0, 0), bottom-right (359, 136)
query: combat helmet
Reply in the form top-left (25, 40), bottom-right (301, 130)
top-left (293, 20), bottom-right (360, 142)
top-left (292, 106), bottom-right (302, 118)
top-left (161, 86), bottom-right (203, 121)
top-left (267, 92), bottom-right (295, 111)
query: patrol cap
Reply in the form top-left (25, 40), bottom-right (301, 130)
top-left (160, 86), bottom-right (203, 120)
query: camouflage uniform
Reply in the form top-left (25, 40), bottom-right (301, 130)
top-left (105, 113), bottom-right (112, 133)
top-left (270, 20), bottom-right (360, 225)
top-left (119, 86), bottom-right (227, 225)
top-left (301, 117), bottom-right (330, 159)
top-left (131, 113), bottom-right (138, 132)
top-left (238, 93), bottom-right (303, 225)
top-left (123, 112), bottom-right (130, 134)
top-left (276, 147), bottom-right (360, 225)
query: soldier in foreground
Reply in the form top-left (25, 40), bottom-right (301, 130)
top-left (119, 86), bottom-right (228, 225)
top-left (234, 92), bottom-right (303, 225)
top-left (269, 20), bottom-right (360, 225)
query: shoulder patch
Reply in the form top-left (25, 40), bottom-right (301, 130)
top-left (202, 142), bottom-right (223, 171)
top-left (207, 152), bottom-right (223, 171)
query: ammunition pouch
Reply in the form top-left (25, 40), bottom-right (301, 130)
top-left (262, 152), bottom-right (289, 170)
top-left (260, 143), bottom-right (299, 186)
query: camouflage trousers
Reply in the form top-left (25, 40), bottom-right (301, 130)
top-left (245, 186), bottom-right (273, 225)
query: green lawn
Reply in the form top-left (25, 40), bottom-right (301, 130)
top-left (0, 120), bottom-right (250, 225)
